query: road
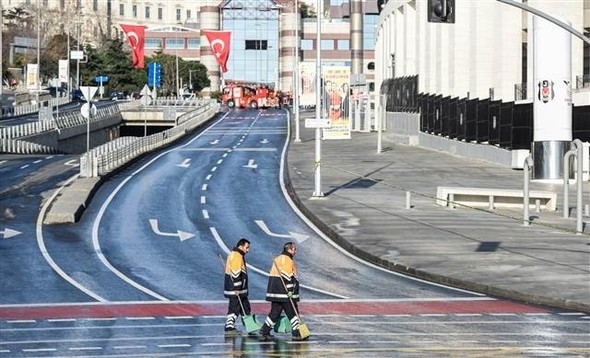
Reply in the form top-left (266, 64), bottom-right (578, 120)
top-left (0, 108), bottom-right (587, 356)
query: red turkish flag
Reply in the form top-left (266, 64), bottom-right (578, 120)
top-left (120, 24), bottom-right (146, 69)
top-left (203, 30), bottom-right (231, 73)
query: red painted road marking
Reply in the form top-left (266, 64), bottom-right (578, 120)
top-left (0, 299), bottom-right (549, 320)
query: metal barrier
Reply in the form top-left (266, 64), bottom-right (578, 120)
top-left (563, 139), bottom-right (584, 233)
top-left (80, 101), bottom-right (220, 178)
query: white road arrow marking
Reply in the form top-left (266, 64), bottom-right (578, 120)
top-left (210, 139), bottom-right (220, 145)
top-left (177, 158), bottom-right (191, 168)
top-left (1, 228), bottom-right (22, 239)
top-left (64, 159), bottom-right (79, 167)
top-left (243, 159), bottom-right (258, 169)
top-left (255, 220), bottom-right (308, 243)
top-left (260, 138), bottom-right (269, 144)
top-left (149, 219), bottom-right (195, 241)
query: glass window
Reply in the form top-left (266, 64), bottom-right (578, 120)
top-left (158, 8), bottom-right (163, 20)
top-left (187, 10), bottom-right (191, 19)
top-left (187, 38), bottom-right (200, 49)
top-left (145, 6), bottom-right (150, 19)
top-left (42, 0), bottom-right (48, 6)
top-left (60, 0), bottom-right (65, 8)
top-left (320, 39), bottom-right (334, 50)
top-left (337, 39), bottom-right (349, 50)
top-left (176, 9), bottom-right (181, 21)
top-left (363, 14), bottom-right (378, 50)
top-left (93, 0), bottom-right (98, 11)
top-left (245, 40), bottom-right (268, 50)
top-left (145, 38), bottom-right (163, 49)
top-left (119, 3), bottom-right (124, 16)
top-left (166, 37), bottom-right (184, 50)
top-left (301, 39), bottom-right (313, 50)
top-left (132, 5), bottom-right (137, 18)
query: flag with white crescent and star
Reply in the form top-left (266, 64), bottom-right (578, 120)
top-left (120, 24), bottom-right (146, 69)
top-left (202, 30), bottom-right (231, 73)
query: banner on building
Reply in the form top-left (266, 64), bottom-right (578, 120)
top-left (202, 30), bottom-right (231, 73)
top-left (58, 60), bottom-right (69, 84)
top-left (322, 65), bottom-right (351, 139)
top-left (26, 64), bottom-right (38, 89)
top-left (120, 24), bottom-right (146, 68)
top-left (299, 61), bottom-right (316, 107)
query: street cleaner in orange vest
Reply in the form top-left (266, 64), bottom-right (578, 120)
top-left (223, 238), bottom-right (261, 336)
top-left (258, 242), bottom-right (310, 341)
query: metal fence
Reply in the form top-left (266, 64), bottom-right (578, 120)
top-left (380, 74), bottom-right (590, 150)
top-left (80, 101), bottom-right (220, 178)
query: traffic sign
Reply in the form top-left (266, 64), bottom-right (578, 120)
top-left (148, 62), bottom-right (161, 88)
top-left (94, 75), bottom-right (109, 83)
top-left (305, 118), bottom-right (332, 128)
top-left (79, 86), bottom-right (98, 100)
top-left (80, 102), bottom-right (98, 119)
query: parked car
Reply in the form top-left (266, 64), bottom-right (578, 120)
top-left (45, 86), bottom-right (66, 98)
top-left (109, 92), bottom-right (126, 101)
top-left (130, 92), bottom-right (143, 100)
top-left (71, 89), bottom-right (85, 102)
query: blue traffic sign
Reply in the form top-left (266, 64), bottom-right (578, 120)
top-left (148, 62), bottom-right (161, 88)
top-left (94, 75), bottom-right (109, 83)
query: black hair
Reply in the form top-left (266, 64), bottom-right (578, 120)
top-left (237, 238), bottom-right (250, 247)
top-left (283, 242), bottom-right (295, 251)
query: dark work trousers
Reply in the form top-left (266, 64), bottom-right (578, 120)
top-left (261, 300), bottom-right (299, 333)
top-left (227, 295), bottom-right (251, 316)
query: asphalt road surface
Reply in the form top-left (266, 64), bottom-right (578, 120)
top-left (0, 108), bottom-right (587, 357)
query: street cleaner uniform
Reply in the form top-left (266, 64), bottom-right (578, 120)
top-left (259, 250), bottom-right (305, 340)
top-left (224, 247), bottom-right (251, 334)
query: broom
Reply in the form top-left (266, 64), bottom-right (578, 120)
top-left (271, 256), bottom-right (310, 340)
top-left (218, 254), bottom-right (261, 333)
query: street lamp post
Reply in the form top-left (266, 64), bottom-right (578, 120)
top-left (36, 0), bottom-right (40, 109)
top-left (312, 0), bottom-right (323, 197)
top-left (294, 0), bottom-right (301, 142)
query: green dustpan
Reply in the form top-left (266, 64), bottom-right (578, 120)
top-left (273, 315), bottom-right (292, 333)
top-left (242, 314), bottom-right (262, 333)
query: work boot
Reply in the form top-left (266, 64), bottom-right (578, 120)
top-left (258, 325), bottom-right (274, 341)
top-left (224, 327), bottom-right (241, 337)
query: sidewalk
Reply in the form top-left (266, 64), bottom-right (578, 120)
top-left (286, 124), bottom-right (590, 312)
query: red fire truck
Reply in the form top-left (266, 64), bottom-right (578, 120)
top-left (222, 84), bottom-right (259, 109)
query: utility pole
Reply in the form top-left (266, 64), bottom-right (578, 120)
top-left (312, 0), bottom-right (323, 197)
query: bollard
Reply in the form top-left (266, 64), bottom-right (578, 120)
top-left (405, 191), bottom-right (411, 209)
top-left (585, 204), bottom-right (589, 216)
top-left (535, 199), bottom-right (541, 213)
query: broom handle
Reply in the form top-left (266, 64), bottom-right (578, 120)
top-left (218, 253), bottom-right (248, 316)
top-left (271, 256), bottom-right (301, 319)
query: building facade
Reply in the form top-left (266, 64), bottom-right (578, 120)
top-left (375, 0), bottom-right (589, 105)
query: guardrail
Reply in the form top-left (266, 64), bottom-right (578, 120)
top-left (0, 138), bottom-right (62, 154)
top-left (80, 100), bottom-right (220, 178)
top-left (0, 104), bottom-right (120, 141)
top-left (1, 96), bottom-right (70, 119)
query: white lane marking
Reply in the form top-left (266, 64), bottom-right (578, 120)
top-left (205, 174), bottom-right (212, 181)
top-left (64, 159), bottom-right (79, 167)
top-left (85, 111), bottom-right (232, 301)
top-left (149, 219), bottom-right (195, 242)
top-left (23, 348), bottom-right (57, 352)
top-left (201, 184), bottom-right (208, 191)
top-left (47, 318), bottom-right (76, 323)
top-left (164, 316), bottom-right (195, 320)
top-left (20, 164), bottom-right (29, 169)
top-left (217, 159), bottom-right (223, 165)
top-left (6, 320), bottom-right (36, 324)
top-left (211, 166), bottom-right (217, 172)
top-left (69, 347), bottom-right (102, 351)
top-left (125, 316), bottom-right (156, 320)
top-left (202, 210), bottom-right (209, 219)
top-left (157, 344), bottom-right (191, 348)
top-left (0, 160), bottom-right (6, 165)
top-left (36, 174), bottom-right (105, 301)
top-left (33, 160), bottom-right (42, 164)
top-left (243, 159), bottom-right (257, 169)
top-left (210, 139), bottom-right (219, 145)
top-left (200, 196), bottom-right (206, 204)
top-left (255, 220), bottom-right (308, 243)
top-left (177, 158), bottom-right (191, 168)
top-left (210, 227), bottom-right (347, 299)
top-left (278, 110), bottom-right (485, 296)
top-left (114, 345), bottom-right (147, 350)
top-left (0, 227), bottom-right (22, 239)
